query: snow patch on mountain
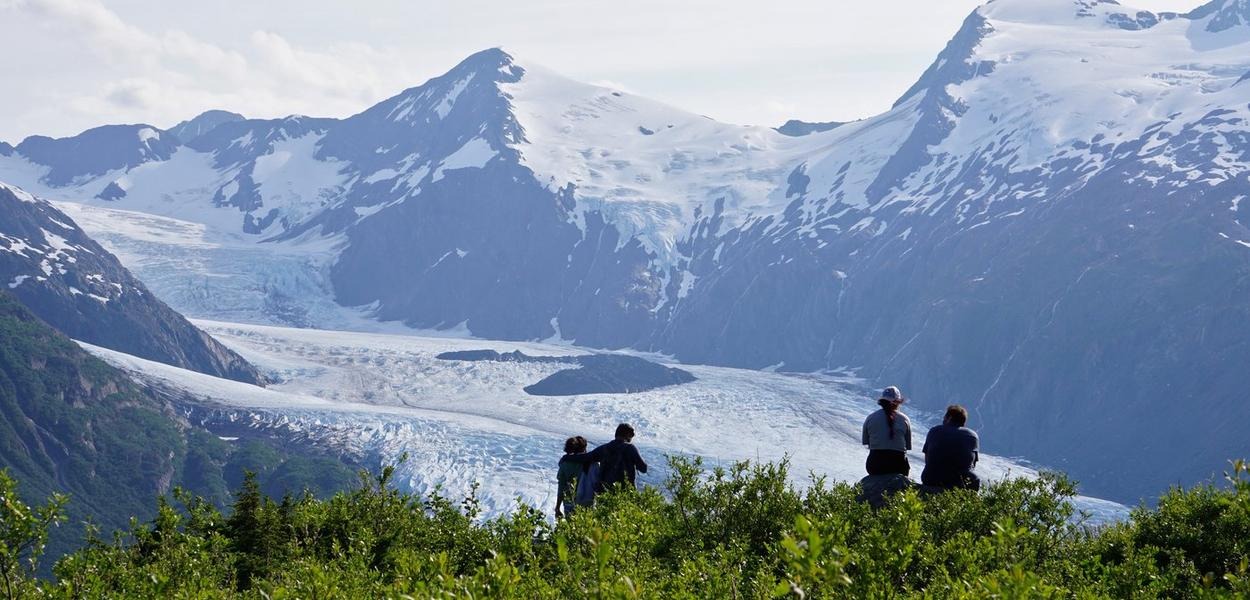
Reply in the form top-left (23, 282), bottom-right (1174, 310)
top-left (501, 59), bottom-right (834, 263)
top-left (248, 133), bottom-right (349, 229)
top-left (431, 137), bottom-right (496, 182)
top-left (137, 128), bottom-right (160, 143)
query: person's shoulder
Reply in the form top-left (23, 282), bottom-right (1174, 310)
top-left (961, 427), bottom-right (979, 438)
top-left (592, 441), bottom-right (619, 455)
top-left (898, 411), bottom-right (913, 423)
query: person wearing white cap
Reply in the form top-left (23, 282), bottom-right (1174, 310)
top-left (861, 386), bottom-right (913, 476)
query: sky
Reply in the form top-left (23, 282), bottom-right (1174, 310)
top-left (0, 0), bottom-right (1199, 143)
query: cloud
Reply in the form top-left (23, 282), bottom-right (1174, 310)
top-left (764, 99), bottom-right (799, 118)
top-left (0, 0), bottom-right (421, 139)
top-left (104, 79), bottom-right (160, 109)
top-left (2, 0), bottom-right (1088, 140)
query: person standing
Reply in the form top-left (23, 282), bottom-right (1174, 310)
top-left (583, 423), bottom-right (648, 493)
top-left (861, 386), bottom-right (913, 476)
top-left (555, 436), bottom-right (588, 519)
top-left (921, 405), bottom-right (981, 490)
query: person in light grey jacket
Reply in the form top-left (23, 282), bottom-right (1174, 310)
top-left (861, 386), bottom-right (913, 476)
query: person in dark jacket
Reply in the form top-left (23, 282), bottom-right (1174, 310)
top-left (581, 423), bottom-right (648, 492)
top-left (555, 435), bottom-right (588, 519)
top-left (921, 404), bottom-right (981, 490)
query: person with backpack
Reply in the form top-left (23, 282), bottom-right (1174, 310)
top-left (920, 404), bottom-right (981, 490)
top-left (861, 386), bottom-right (913, 476)
top-left (572, 423), bottom-right (648, 495)
top-left (555, 436), bottom-right (588, 519)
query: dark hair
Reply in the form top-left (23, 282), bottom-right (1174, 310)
top-left (563, 436), bottom-right (587, 454)
top-left (878, 398), bottom-right (902, 438)
top-left (615, 423), bottom-right (636, 441)
top-left (944, 405), bottom-right (968, 427)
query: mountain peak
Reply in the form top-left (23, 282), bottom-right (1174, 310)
top-left (14, 124), bottom-right (179, 186)
top-left (443, 47), bottom-right (524, 81)
top-left (894, 9), bottom-right (995, 108)
top-left (462, 46), bottom-right (516, 65)
top-left (167, 110), bottom-right (245, 143)
top-left (378, 47), bottom-right (525, 120)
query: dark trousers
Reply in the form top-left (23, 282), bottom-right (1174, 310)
top-left (866, 449), bottom-right (910, 476)
top-left (921, 470), bottom-right (981, 491)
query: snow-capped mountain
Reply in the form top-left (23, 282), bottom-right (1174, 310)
top-left (0, 183), bottom-right (264, 384)
top-left (2, 0), bottom-right (1249, 502)
top-left (13, 124), bottom-right (179, 187)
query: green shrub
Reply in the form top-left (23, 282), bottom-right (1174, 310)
top-left (0, 457), bottom-right (1246, 598)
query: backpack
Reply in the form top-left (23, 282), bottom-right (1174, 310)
top-left (574, 463), bottom-right (600, 507)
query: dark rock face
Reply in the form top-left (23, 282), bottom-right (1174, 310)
top-left (329, 158), bottom-right (662, 349)
top-left (435, 349), bottom-right (695, 395)
top-left (15, 124), bottom-right (178, 186)
top-left (95, 181), bottom-right (126, 201)
top-left (0, 185), bottom-right (265, 384)
top-left (1189, 0), bottom-right (1250, 32)
top-left (775, 120), bottom-right (845, 137)
top-left (524, 354), bottom-right (695, 396)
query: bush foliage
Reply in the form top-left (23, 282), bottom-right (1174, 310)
top-left (0, 457), bottom-right (1247, 598)
top-left (0, 291), bottom-right (359, 569)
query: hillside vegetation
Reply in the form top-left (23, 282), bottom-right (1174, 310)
top-left (0, 455), bottom-right (1247, 598)
top-left (0, 292), bottom-right (355, 567)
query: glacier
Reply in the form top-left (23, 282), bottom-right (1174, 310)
top-left (79, 323), bottom-right (1128, 524)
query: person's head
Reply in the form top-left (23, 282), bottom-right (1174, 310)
top-left (564, 435), bottom-right (588, 454)
top-left (877, 386), bottom-right (905, 438)
top-left (877, 386), bottom-right (905, 412)
top-left (943, 405), bottom-right (968, 427)
top-left (614, 423), bottom-right (636, 442)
